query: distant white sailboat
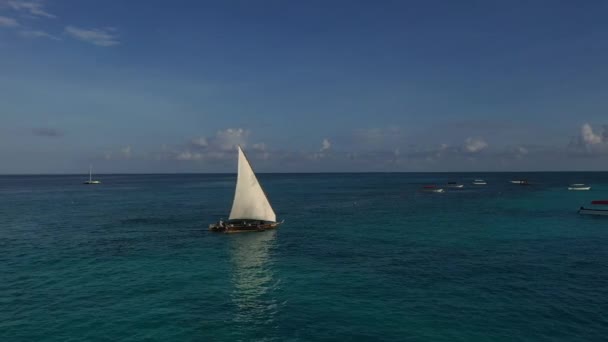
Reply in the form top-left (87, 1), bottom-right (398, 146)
top-left (83, 165), bottom-right (101, 185)
top-left (209, 146), bottom-right (282, 233)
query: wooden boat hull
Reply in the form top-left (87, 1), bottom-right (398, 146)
top-left (209, 221), bottom-right (282, 233)
top-left (578, 208), bottom-right (608, 216)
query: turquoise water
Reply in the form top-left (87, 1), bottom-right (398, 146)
top-left (1, 173), bottom-right (607, 341)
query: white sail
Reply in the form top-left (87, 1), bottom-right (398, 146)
top-left (229, 146), bottom-right (276, 222)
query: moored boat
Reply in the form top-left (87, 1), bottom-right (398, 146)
top-left (579, 200), bottom-right (608, 216)
top-left (568, 184), bottom-right (591, 191)
top-left (83, 165), bottom-right (101, 184)
top-left (510, 180), bottom-right (528, 185)
top-left (421, 185), bottom-right (444, 193)
top-left (446, 182), bottom-right (464, 188)
top-left (209, 146), bottom-right (283, 233)
top-left (472, 179), bottom-right (487, 185)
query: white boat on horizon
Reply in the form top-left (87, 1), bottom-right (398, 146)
top-left (568, 184), bottom-right (591, 191)
top-left (421, 185), bottom-right (444, 193)
top-left (472, 179), bottom-right (487, 185)
top-left (83, 165), bottom-right (101, 185)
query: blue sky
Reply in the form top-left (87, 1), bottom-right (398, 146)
top-left (1, 0), bottom-right (608, 173)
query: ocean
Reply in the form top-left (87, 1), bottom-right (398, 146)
top-left (1, 173), bottom-right (607, 341)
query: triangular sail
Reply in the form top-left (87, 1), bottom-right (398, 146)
top-left (229, 146), bottom-right (276, 222)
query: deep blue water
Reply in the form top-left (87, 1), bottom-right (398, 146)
top-left (1, 173), bottom-right (607, 341)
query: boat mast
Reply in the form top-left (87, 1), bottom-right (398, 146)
top-left (89, 165), bottom-right (92, 182)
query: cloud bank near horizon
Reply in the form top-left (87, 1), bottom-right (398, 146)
top-left (51, 123), bottom-right (604, 173)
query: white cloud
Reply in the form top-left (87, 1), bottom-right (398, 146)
top-left (6, 0), bottom-right (55, 18)
top-left (215, 128), bottom-right (248, 150)
top-left (187, 129), bottom-right (250, 152)
top-left (464, 137), bottom-right (488, 153)
top-left (19, 29), bottom-right (59, 40)
top-left (571, 123), bottom-right (608, 156)
top-left (0, 15), bottom-right (18, 27)
top-left (166, 128), bottom-right (269, 162)
top-left (190, 137), bottom-right (208, 147)
top-left (320, 138), bottom-right (331, 151)
top-left (64, 26), bottom-right (119, 47)
top-left (311, 138), bottom-right (332, 160)
top-left (581, 123), bottom-right (602, 145)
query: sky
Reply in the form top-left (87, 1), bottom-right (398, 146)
top-left (1, 0), bottom-right (608, 173)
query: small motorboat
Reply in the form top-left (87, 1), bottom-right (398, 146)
top-left (421, 185), bottom-right (444, 193)
top-left (510, 180), bottom-right (528, 185)
top-left (579, 200), bottom-right (608, 216)
top-left (446, 182), bottom-right (464, 188)
top-left (568, 184), bottom-right (591, 191)
top-left (472, 179), bottom-right (487, 185)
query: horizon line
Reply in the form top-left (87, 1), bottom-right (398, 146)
top-left (0, 170), bottom-right (606, 176)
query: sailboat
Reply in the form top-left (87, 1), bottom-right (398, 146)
top-left (83, 165), bottom-right (101, 184)
top-left (209, 146), bottom-right (282, 233)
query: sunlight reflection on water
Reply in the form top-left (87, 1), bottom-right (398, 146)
top-left (230, 231), bottom-right (279, 330)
